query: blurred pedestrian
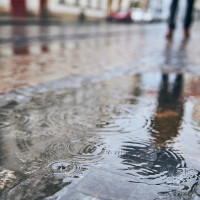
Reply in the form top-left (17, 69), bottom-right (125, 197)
top-left (166, 0), bottom-right (195, 39)
top-left (79, 8), bottom-right (86, 23)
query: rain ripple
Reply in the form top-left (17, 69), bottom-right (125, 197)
top-left (119, 141), bottom-right (199, 193)
top-left (120, 142), bottom-right (187, 184)
top-left (92, 114), bottom-right (150, 135)
top-left (46, 161), bottom-right (83, 177)
top-left (43, 138), bottom-right (106, 176)
top-left (44, 138), bottom-right (105, 161)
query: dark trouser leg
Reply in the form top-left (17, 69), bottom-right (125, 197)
top-left (168, 0), bottom-right (179, 29)
top-left (184, 0), bottom-right (195, 29)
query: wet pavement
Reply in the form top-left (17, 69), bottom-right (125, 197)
top-left (0, 22), bottom-right (200, 200)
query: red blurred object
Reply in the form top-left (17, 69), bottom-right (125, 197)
top-left (40, 0), bottom-right (47, 11)
top-left (107, 10), bottom-right (132, 23)
top-left (11, 0), bottom-right (26, 18)
top-left (40, 0), bottom-right (48, 17)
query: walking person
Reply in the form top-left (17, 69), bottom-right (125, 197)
top-left (166, 0), bottom-right (195, 39)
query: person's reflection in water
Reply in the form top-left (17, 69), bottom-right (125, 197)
top-left (119, 41), bottom-right (199, 196)
top-left (151, 73), bottom-right (184, 146)
top-left (163, 38), bottom-right (189, 71)
top-left (119, 74), bottom-right (186, 184)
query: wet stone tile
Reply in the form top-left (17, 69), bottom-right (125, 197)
top-left (59, 168), bottom-right (171, 200)
top-left (128, 185), bottom-right (159, 200)
top-left (61, 168), bottom-right (134, 200)
top-left (59, 189), bottom-right (101, 200)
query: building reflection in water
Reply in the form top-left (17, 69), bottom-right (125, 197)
top-left (12, 26), bottom-right (29, 55)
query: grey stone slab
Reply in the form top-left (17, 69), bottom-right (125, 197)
top-left (73, 168), bottom-right (135, 200)
top-left (60, 189), bottom-right (101, 200)
top-left (128, 184), bottom-right (167, 200)
top-left (46, 185), bottom-right (101, 200)
top-left (57, 168), bottom-right (169, 200)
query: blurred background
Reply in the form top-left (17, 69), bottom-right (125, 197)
top-left (0, 0), bottom-right (199, 23)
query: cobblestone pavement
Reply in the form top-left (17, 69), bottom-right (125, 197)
top-left (0, 22), bottom-right (200, 94)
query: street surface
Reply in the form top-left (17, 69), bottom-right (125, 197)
top-left (0, 22), bottom-right (200, 200)
top-left (0, 22), bottom-right (200, 94)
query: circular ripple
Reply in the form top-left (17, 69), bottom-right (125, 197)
top-left (46, 161), bottom-right (82, 176)
top-left (114, 114), bottom-right (150, 133)
top-left (120, 142), bottom-right (186, 184)
top-left (93, 114), bottom-right (150, 135)
top-left (67, 139), bottom-right (106, 163)
top-left (43, 138), bottom-right (106, 165)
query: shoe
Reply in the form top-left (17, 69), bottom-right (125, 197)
top-left (166, 28), bottom-right (173, 39)
top-left (184, 29), bottom-right (190, 38)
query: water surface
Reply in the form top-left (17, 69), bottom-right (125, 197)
top-left (0, 72), bottom-right (200, 199)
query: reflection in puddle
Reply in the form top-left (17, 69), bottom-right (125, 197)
top-left (0, 72), bottom-right (200, 199)
top-left (150, 74), bottom-right (183, 146)
top-left (120, 142), bottom-right (187, 183)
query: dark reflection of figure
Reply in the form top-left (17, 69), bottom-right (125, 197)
top-left (128, 74), bottom-right (141, 104)
top-left (119, 40), bottom-right (199, 196)
top-left (151, 73), bottom-right (184, 146)
top-left (164, 39), bottom-right (189, 70)
top-left (119, 73), bottom-right (199, 198)
top-left (120, 73), bottom-right (186, 184)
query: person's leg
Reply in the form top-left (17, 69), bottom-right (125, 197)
top-left (169, 0), bottom-right (179, 29)
top-left (184, 0), bottom-right (195, 37)
top-left (166, 0), bottom-right (179, 39)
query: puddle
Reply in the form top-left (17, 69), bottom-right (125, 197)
top-left (0, 72), bottom-right (200, 199)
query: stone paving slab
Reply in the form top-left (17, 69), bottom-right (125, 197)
top-left (57, 168), bottom-right (169, 200)
top-left (58, 168), bottom-right (132, 200)
top-left (74, 168), bottom-right (133, 200)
